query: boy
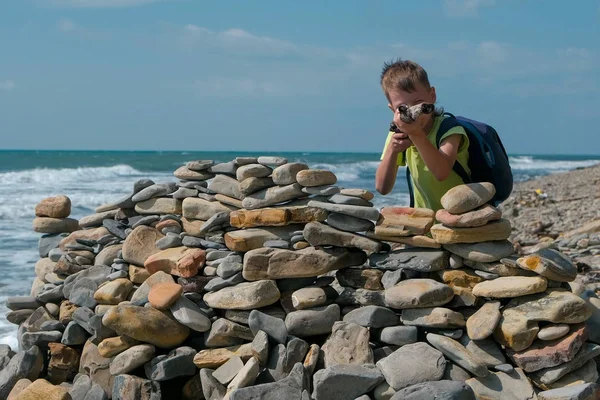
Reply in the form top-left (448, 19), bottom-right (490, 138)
top-left (375, 59), bottom-right (470, 213)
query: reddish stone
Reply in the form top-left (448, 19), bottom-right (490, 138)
top-left (148, 282), bottom-right (183, 310)
top-left (506, 324), bottom-right (587, 372)
top-left (145, 247), bottom-right (206, 278)
top-left (155, 219), bottom-right (182, 232)
top-left (436, 204), bottom-right (502, 228)
top-left (47, 343), bottom-right (80, 384)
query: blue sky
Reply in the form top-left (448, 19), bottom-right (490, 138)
top-left (1, 0), bottom-right (598, 154)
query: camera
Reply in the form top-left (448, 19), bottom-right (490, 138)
top-left (397, 103), bottom-right (435, 123)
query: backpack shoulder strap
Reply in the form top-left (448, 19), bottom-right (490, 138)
top-left (404, 150), bottom-right (415, 207)
top-left (435, 113), bottom-right (472, 184)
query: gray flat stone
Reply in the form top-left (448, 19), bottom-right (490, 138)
top-left (285, 304), bottom-right (340, 337)
top-left (370, 249), bottom-right (450, 272)
top-left (426, 333), bottom-right (489, 378)
top-left (170, 296), bottom-right (212, 332)
top-left (307, 200), bottom-right (380, 221)
top-left (110, 344), bottom-right (156, 375)
top-left (229, 362), bottom-right (307, 400)
top-left (39, 233), bottom-right (68, 258)
top-left (538, 383), bottom-right (597, 400)
top-left (0, 346), bottom-right (44, 399)
top-left (249, 310), bottom-right (288, 344)
top-left (379, 326), bottom-right (418, 346)
top-left (444, 241), bottom-right (515, 263)
top-left (326, 213), bottom-right (374, 233)
top-left (391, 380), bottom-right (476, 400)
top-left (376, 342), bottom-right (446, 390)
top-left (312, 364), bottom-right (384, 400)
top-left (342, 305), bottom-right (398, 328)
top-left (144, 346), bottom-right (197, 381)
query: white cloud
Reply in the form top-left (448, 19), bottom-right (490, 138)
top-left (180, 25), bottom-right (303, 57)
top-left (0, 80), bottom-right (15, 92)
top-left (50, 0), bottom-right (165, 7)
top-left (57, 18), bottom-right (77, 33)
top-left (444, 0), bottom-right (495, 17)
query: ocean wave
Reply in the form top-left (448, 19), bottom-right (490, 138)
top-left (310, 161), bottom-right (382, 182)
top-left (509, 157), bottom-right (600, 171)
top-left (0, 164), bottom-right (145, 185)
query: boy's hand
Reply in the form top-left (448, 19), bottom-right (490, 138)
top-left (393, 108), bottom-right (428, 138)
top-left (388, 133), bottom-right (413, 154)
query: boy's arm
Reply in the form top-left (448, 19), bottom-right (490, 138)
top-left (409, 133), bottom-right (462, 181)
top-left (376, 145), bottom-right (401, 195)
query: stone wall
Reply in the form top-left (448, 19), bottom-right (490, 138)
top-left (1, 156), bottom-right (598, 400)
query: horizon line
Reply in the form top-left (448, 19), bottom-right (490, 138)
top-left (1, 149), bottom-right (600, 158)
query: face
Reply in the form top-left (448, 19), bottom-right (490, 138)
top-left (387, 83), bottom-right (437, 115)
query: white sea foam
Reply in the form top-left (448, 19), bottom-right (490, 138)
top-left (509, 156), bottom-right (600, 171)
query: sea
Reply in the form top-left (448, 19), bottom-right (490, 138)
top-left (1, 150), bottom-right (599, 349)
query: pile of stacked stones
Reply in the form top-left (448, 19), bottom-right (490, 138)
top-left (1, 157), bottom-right (600, 400)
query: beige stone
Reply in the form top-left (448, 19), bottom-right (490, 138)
top-left (321, 321), bottom-right (373, 367)
top-left (182, 197), bottom-right (236, 220)
top-left (431, 219), bottom-right (512, 244)
top-left (7, 379), bottom-right (31, 400)
top-left (367, 233), bottom-right (442, 249)
top-left (203, 280), bottom-right (280, 310)
top-left (385, 279), bottom-right (454, 309)
top-left (339, 188), bottom-right (374, 201)
top-left (193, 343), bottom-right (253, 369)
top-left (181, 217), bottom-right (206, 237)
top-left (129, 265), bottom-right (151, 284)
top-left (230, 208), bottom-right (290, 228)
top-left (224, 225), bottom-right (301, 252)
top-left (13, 379), bottom-right (70, 400)
top-left (35, 196), bottom-right (71, 218)
top-left (466, 301), bottom-right (501, 340)
top-left (94, 278), bottom-right (133, 305)
top-left (34, 258), bottom-right (55, 283)
top-left (291, 287), bottom-right (327, 309)
top-left (243, 246), bottom-right (366, 281)
top-left (79, 341), bottom-right (114, 397)
top-left (440, 269), bottom-right (483, 289)
top-left (377, 207), bottom-right (435, 235)
top-left (296, 169), bottom-right (337, 187)
top-left (32, 217), bottom-right (79, 234)
top-left (121, 225), bottom-right (164, 267)
top-left (441, 182), bottom-right (496, 214)
top-left (102, 304), bottom-right (190, 348)
top-left (174, 166), bottom-right (214, 180)
top-left (135, 198), bottom-right (182, 215)
top-left (472, 276), bottom-right (548, 298)
top-left (401, 307), bottom-right (466, 328)
top-left (98, 335), bottom-right (140, 358)
top-left (215, 194), bottom-right (243, 209)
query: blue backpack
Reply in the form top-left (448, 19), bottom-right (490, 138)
top-left (403, 112), bottom-right (514, 207)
